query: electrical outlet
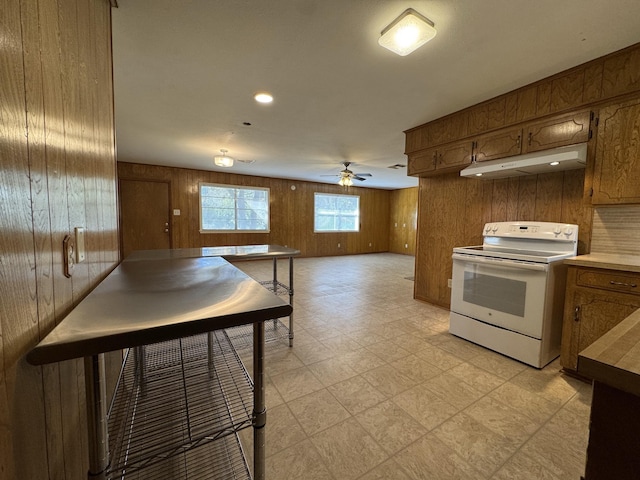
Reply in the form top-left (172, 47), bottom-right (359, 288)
top-left (369, 242), bottom-right (372, 247)
top-left (337, 243), bottom-right (341, 248)
top-left (405, 243), bottom-right (408, 249)
top-left (447, 278), bottom-right (452, 288)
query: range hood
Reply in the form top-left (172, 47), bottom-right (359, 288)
top-left (460, 143), bottom-right (587, 180)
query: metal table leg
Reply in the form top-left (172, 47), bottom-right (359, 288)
top-left (288, 256), bottom-right (294, 347)
top-left (84, 354), bottom-right (109, 479)
top-left (253, 321), bottom-right (266, 480)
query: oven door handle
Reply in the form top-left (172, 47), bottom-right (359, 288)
top-left (452, 253), bottom-right (549, 272)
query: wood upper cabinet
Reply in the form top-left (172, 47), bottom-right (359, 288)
top-left (473, 127), bottom-right (522, 162)
top-left (407, 148), bottom-right (437, 176)
top-left (592, 98), bottom-right (640, 204)
top-left (407, 141), bottom-right (473, 177)
top-left (437, 140), bottom-right (474, 171)
top-left (561, 266), bottom-right (640, 372)
top-left (523, 110), bottom-right (592, 153)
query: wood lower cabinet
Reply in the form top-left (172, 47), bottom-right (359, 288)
top-left (592, 98), bottom-right (640, 204)
top-left (523, 109), bottom-right (592, 153)
top-left (561, 266), bottom-right (640, 372)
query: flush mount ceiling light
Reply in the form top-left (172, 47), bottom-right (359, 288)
top-left (378, 8), bottom-right (437, 56)
top-left (254, 92), bottom-right (273, 104)
top-left (214, 149), bottom-right (234, 167)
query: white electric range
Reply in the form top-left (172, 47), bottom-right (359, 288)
top-left (449, 221), bottom-right (578, 368)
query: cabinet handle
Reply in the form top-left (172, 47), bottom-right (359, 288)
top-left (528, 132), bottom-right (532, 146)
top-left (573, 306), bottom-right (580, 322)
top-left (610, 281), bottom-right (638, 288)
top-left (516, 135), bottom-right (521, 147)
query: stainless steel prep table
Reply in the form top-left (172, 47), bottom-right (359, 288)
top-left (27, 255), bottom-right (292, 480)
top-left (126, 245), bottom-right (300, 347)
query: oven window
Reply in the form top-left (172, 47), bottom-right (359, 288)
top-left (462, 272), bottom-right (526, 317)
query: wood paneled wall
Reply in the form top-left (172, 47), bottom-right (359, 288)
top-left (117, 162), bottom-right (393, 257)
top-left (0, 1), bottom-right (118, 478)
top-left (414, 169), bottom-right (592, 307)
top-left (389, 187), bottom-right (418, 255)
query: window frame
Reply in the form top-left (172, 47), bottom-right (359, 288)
top-left (199, 183), bottom-right (270, 233)
top-left (313, 192), bottom-right (360, 233)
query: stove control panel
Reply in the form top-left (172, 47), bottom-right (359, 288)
top-left (482, 221), bottom-right (579, 242)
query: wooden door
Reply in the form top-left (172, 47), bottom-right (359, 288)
top-left (523, 110), bottom-right (592, 153)
top-left (473, 127), bottom-right (522, 162)
top-left (592, 98), bottom-right (640, 204)
top-left (119, 179), bottom-right (171, 258)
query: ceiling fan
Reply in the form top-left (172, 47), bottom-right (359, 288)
top-left (322, 162), bottom-right (372, 186)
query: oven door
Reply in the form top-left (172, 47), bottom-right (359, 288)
top-left (450, 253), bottom-right (549, 339)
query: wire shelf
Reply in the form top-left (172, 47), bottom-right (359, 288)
top-left (258, 280), bottom-right (291, 297)
top-left (106, 433), bottom-right (251, 480)
top-left (107, 332), bottom-right (253, 479)
top-left (225, 319), bottom-right (290, 351)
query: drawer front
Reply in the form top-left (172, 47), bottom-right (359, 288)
top-left (576, 269), bottom-right (640, 296)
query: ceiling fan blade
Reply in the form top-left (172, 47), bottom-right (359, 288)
top-left (353, 176), bottom-right (368, 181)
top-left (320, 174), bottom-right (340, 177)
top-left (356, 173), bottom-right (372, 177)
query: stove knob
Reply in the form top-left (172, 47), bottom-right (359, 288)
top-left (491, 224), bottom-right (499, 233)
top-left (553, 226), bottom-right (562, 236)
top-left (484, 224), bottom-right (492, 234)
top-left (564, 227), bottom-right (574, 237)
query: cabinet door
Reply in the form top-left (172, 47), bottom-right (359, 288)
top-left (437, 140), bottom-right (474, 171)
top-left (473, 127), bottom-right (522, 162)
top-left (562, 287), bottom-right (640, 371)
top-left (592, 98), bottom-right (640, 204)
top-left (523, 110), bottom-right (592, 153)
top-left (407, 148), bottom-right (437, 176)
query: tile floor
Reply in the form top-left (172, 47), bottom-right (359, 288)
top-left (233, 253), bottom-right (592, 480)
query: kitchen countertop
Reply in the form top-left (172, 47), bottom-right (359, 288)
top-left (565, 253), bottom-right (640, 273)
top-left (578, 308), bottom-right (640, 397)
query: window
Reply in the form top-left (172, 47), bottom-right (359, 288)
top-left (314, 193), bottom-right (360, 232)
top-left (200, 183), bottom-right (270, 232)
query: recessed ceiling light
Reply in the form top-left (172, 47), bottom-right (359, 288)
top-left (475, 173), bottom-right (483, 177)
top-left (550, 161), bottom-right (560, 166)
top-left (254, 92), bottom-right (273, 104)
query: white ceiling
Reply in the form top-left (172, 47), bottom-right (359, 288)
top-left (111, 0), bottom-right (640, 190)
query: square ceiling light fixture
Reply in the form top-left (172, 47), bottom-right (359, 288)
top-left (378, 8), bottom-right (437, 56)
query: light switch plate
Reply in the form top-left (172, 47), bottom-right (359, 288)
top-left (75, 227), bottom-right (86, 263)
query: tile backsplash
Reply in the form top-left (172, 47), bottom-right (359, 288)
top-left (591, 205), bottom-right (640, 255)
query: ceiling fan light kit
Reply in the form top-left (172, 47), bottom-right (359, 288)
top-left (378, 8), bottom-right (436, 56)
top-left (321, 162), bottom-right (373, 186)
top-left (338, 176), bottom-right (353, 187)
top-left (214, 149), bottom-right (234, 167)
